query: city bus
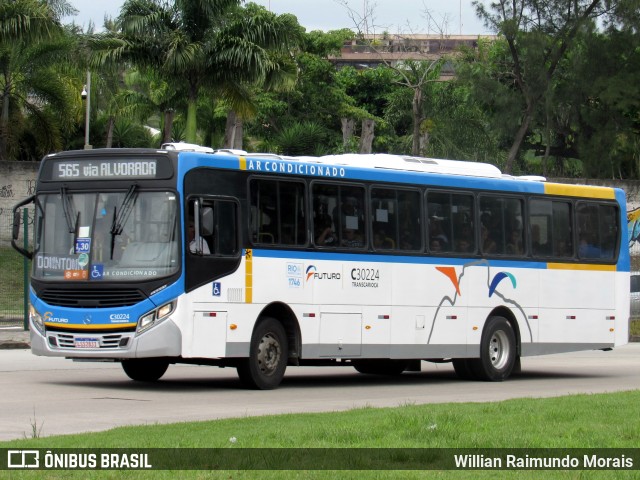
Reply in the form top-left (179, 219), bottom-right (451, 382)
top-left (12, 144), bottom-right (630, 389)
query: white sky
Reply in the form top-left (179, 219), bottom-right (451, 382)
top-left (65, 0), bottom-right (492, 35)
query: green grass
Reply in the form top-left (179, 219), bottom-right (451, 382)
top-left (0, 246), bottom-right (27, 318)
top-left (1, 390), bottom-right (639, 479)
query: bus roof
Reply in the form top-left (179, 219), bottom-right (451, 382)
top-left (239, 152), bottom-right (545, 181)
top-left (315, 153), bottom-right (504, 178)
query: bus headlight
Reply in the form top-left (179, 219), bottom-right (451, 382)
top-left (136, 301), bottom-right (176, 335)
top-left (29, 305), bottom-right (45, 335)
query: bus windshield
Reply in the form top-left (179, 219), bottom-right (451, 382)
top-left (33, 190), bottom-right (179, 282)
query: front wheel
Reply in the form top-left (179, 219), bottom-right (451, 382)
top-left (468, 316), bottom-right (517, 381)
top-left (237, 317), bottom-right (288, 390)
top-left (121, 358), bottom-right (169, 382)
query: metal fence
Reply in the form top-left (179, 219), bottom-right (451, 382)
top-left (0, 207), bottom-right (31, 328)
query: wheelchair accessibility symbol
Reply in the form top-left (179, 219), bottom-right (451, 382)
top-left (213, 282), bottom-right (221, 297)
top-left (91, 264), bottom-right (104, 280)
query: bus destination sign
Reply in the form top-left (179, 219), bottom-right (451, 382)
top-left (46, 158), bottom-right (171, 181)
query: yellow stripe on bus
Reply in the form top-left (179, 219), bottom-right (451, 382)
top-left (44, 323), bottom-right (137, 330)
top-left (245, 248), bottom-right (253, 303)
top-left (546, 263), bottom-right (616, 271)
top-left (544, 183), bottom-right (615, 199)
top-left (239, 156), bottom-right (247, 170)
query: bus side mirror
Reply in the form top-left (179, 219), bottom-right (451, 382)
top-left (11, 195), bottom-right (35, 260)
top-left (201, 207), bottom-right (214, 236)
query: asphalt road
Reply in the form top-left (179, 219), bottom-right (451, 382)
top-left (1, 344), bottom-right (639, 441)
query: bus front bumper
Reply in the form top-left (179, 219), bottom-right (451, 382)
top-left (30, 318), bottom-right (182, 359)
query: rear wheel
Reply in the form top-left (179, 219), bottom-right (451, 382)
top-left (121, 358), bottom-right (169, 382)
top-left (353, 359), bottom-right (409, 376)
top-left (469, 316), bottom-right (516, 381)
top-left (237, 317), bottom-right (288, 390)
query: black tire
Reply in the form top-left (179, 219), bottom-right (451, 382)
top-left (452, 358), bottom-right (474, 380)
top-left (352, 359), bottom-right (409, 376)
top-left (121, 358), bottom-right (169, 382)
top-left (468, 316), bottom-right (517, 381)
top-left (237, 317), bottom-right (288, 390)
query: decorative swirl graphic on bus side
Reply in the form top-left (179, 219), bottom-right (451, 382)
top-left (488, 272), bottom-right (517, 297)
top-left (428, 261), bottom-right (532, 344)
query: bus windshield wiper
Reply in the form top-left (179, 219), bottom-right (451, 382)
top-left (60, 187), bottom-right (76, 233)
top-left (60, 187), bottom-right (81, 250)
top-left (110, 185), bottom-right (138, 259)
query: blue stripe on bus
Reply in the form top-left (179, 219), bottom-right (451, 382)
top-left (250, 249), bottom-right (548, 269)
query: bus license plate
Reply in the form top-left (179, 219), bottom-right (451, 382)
top-left (75, 337), bottom-right (99, 348)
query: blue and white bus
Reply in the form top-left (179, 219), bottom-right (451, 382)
top-left (12, 144), bottom-right (630, 389)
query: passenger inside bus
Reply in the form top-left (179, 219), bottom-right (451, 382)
top-left (188, 220), bottom-right (211, 254)
top-left (373, 230), bottom-right (394, 249)
top-left (481, 225), bottom-right (497, 254)
top-left (342, 228), bottom-right (364, 248)
top-left (506, 229), bottom-right (523, 255)
top-left (430, 238), bottom-right (443, 252)
top-left (315, 214), bottom-right (337, 246)
top-left (579, 233), bottom-right (601, 258)
top-left (429, 219), bottom-right (449, 251)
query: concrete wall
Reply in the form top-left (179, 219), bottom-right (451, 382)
top-left (0, 162), bottom-right (39, 246)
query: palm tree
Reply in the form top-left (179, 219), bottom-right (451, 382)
top-left (0, 0), bottom-right (75, 42)
top-left (0, 0), bottom-right (79, 160)
top-left (116, 67), bottom-right (188, 146)
top-left (91, 0), bottom-right (301, 144)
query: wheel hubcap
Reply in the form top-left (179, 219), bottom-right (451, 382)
top-left (257, 333), bottom-right (281, 376)
top-left (489, 330), bottom-right (510, 370)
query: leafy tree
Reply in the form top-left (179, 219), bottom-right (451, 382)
top-left (472, 0), bottom-right (612, 173)
top-left (455, 37), bottom-right (527, 165)
top-left (558, 28), bottom-right (640, 178)
top-left (427, 81), bottom-right (504, 163)
top-left (0, 0), bottom-right (78, 160)
top-left (250, 37), bottom-right (351, 152)
top-left (275, 121), bottom-right (332, 156)
top-left (335, 65), bottom-right (396, 152)
top-left (391, 59), bottom-right (444, 156)
top-left (114, 68), bottom-right (188, 146)
top-left (91, 0), bottom-right (301, 144)
top-left (0, 0), bottom-right (75, 42)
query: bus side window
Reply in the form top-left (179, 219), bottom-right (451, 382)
top-left (397, 190), bottom-right (421, 251)
top-left (479, 196), bottom-right (523, 256)
top-left (338, 186), bottom-right (366, 249)
top-left (530, 198), bottom-right (573, 258)
top-left (250, 178), bottom-right (307, 246)
top-left (371, 188), bottom-right (397, 250)
top-left (215, 201), bottom-right (238, 255)
top-left (427, 190), bottom-right (474, 254)
top-left (577, 203), bottom-right (618, 260)
top-left (313, 184), bottom-right (339, 247)
top-left (314, 182), bottom-right (366, 249)
top-left (188, 199), bottom-right (238, 256)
